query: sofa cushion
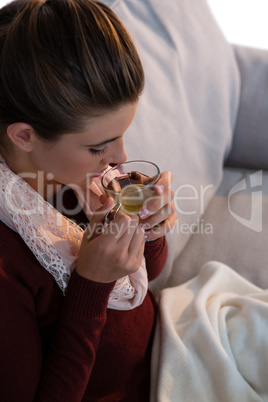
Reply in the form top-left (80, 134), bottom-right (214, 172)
top-left (102, 0), bottom-right (240, 290)
top-left (167, 168), bottom-right (268, 290)
top-left (226, 45), bottom-right (268, 170)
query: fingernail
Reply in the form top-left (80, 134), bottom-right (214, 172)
top-left (139, 208), bottom-right (149, 219)
top-left (156, 184), bottom-right (164, 195)
top-left (99, 194), bottom-right (107, 204)
top-left (139, 223), bottom-right (149, 230)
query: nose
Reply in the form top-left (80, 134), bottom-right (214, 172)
top-left (115, 148), bottom-right (128, 164)
top-left (103, 138), bottom-right (127, 165)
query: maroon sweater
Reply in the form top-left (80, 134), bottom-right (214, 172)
top-left (0, 188), bottom-right (167, 401)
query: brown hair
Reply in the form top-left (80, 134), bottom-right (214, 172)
top-left (0, 0), bottom-right (144, 142)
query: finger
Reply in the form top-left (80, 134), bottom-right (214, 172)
top-left (154, 171), bottom-right (173, 196)
top-left (139, 188), bottom-right (174, 220)
top-left (100, 193), bottom-right (108, 204)
top-left (144, 213), bottom-right (177, 241)
top-left (140, 201), bottom-right (175, 230)
top-left (133, 234), bottom-right (146, 272)
top-left (104, 211), bottom-right (138, 243)
top-left (85, 197), bottom-right (114, 241)
top-left (91, 197), bottom-right (115, 223)
top-left (122, 224), bottom-right (145, 274)
top-left (127, 223), bottom-right (145, 258)
top-left (101, 214), bottom-right (142, 272)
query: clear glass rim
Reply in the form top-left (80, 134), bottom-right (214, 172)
top-left (101, 160), bottom-right (160, 194)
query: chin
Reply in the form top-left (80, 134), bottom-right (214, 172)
top-left (89, 172), bottom-right (102, 179)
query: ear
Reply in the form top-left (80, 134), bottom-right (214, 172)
top-left (6, 123), bottom-right (36, 152)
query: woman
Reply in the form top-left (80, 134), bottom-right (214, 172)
top-left (0, 0), bottom-right (176, 401)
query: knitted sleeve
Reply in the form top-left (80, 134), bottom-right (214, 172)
top-left (36, 272), bottom-right (116, 401)
top-left (0, 231), bottom-right (115, 402)
top-left (144, 236), bottom-right (168, 282)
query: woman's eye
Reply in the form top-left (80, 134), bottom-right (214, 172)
top-left (89, 146), bottom-right (108, 156)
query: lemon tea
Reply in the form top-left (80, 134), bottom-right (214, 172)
top-left (106, 173), bottom-right (155, 214)
top-left (101, 160), bottom-right (160, 218)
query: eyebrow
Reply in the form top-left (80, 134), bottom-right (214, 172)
top-left (86, 135), bottom-right (121, 148)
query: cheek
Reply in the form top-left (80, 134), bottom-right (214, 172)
top-left (36, 143), bottom-right (99, 179)
top-left (54, 151), bottom-right (97, 175)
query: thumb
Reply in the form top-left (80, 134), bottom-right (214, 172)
top-left (84, 197), bottom-right (115, 241)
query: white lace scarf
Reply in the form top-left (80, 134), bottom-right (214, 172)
top-left (0, 155), bottom-right (148, 310)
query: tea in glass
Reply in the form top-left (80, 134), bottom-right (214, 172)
top-left (101, 161), bottom-right (160, 216)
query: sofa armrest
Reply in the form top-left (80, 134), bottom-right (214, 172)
top-left (225, 45), bottom-right (268, 170)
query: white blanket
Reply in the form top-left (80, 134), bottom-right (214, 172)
top-left (151, 262), bottom-right (268, 401)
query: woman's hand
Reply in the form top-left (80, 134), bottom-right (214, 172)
top-left (138, 171), bottom-right (177, 241)
top-left (76, 198), bottom-right (145, 283)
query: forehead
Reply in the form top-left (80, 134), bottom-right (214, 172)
top-left (63, 102), bottom-right (138, 144)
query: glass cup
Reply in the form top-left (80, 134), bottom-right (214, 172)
top-left (101, 160), bottom-right (160, 222)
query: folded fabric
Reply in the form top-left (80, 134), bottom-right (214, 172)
top-left (151, 261), bottom-right (268, 401)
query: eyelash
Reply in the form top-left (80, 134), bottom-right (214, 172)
top-left (89, 146), bottom-right (108, 156)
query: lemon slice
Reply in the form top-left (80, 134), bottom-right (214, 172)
top-left (120, 184), bottom-right (145, 214)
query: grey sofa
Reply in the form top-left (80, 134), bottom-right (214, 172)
top-left (103, 0), bottom-right (268, 296)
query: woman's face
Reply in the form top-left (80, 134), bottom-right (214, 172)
top-left (28, 102), bottom-right (137, 190)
